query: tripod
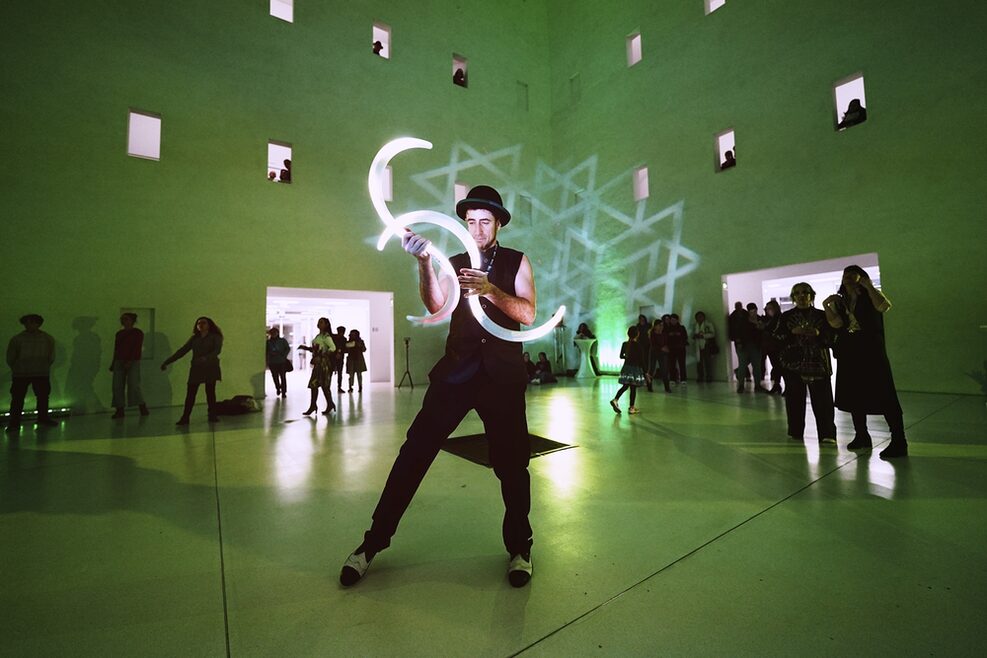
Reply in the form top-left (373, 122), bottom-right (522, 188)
top-left (398, 337), bottom-right (414, 389)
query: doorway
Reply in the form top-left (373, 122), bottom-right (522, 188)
top-left (721, 253), bottom-right (880, 382)
top-left (265, 287), bottom-right (394, 397)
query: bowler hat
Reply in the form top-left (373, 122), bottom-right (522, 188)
top-left (456, 185), bottom-right (511, 226)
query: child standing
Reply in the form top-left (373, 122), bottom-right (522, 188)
top-left (611, 325), bottom-right (647, 414)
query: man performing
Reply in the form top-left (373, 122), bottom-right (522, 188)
top-left (340, 185), bottom-right (535, 588)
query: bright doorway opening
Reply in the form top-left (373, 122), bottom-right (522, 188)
top-left (265, 287), bottom-right (394, 398)
top-left (721, 253), bottom-right (880, 381)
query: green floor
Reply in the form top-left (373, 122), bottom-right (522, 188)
top-left (2, 379), bottom-right (985, 656)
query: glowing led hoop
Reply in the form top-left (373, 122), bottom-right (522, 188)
top-left (368, 137), bottom-right (566, 341)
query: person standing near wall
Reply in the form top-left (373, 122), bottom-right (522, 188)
top-left (649, 318), bottom-right (671, 392)
top-left (332, 325), bottom-right (347, 393)
top-left (774, 284), bottom-right (836, 445)
top-left (110, 312), bottom-right (149, 418)
top-left (666, 314), bottom-right (689, 385)
top-left (161, 317), bottom-right (223, 425)
top-left (345, 329), bottom-right (367, 392)
top-left (824, 266), bottom-right (908, 459)
top-left (5, 314), bottom-right (57, 434)
top-left (761, 301), bottom-right (784, 395)
top-left (339, 185), bottom-right (537, 588)
top-left (266, 327), bottom-right (291, 398)
top-left (298, 317), bottom-right (336, 415)
top-left (692, 311), bottom-right (716, 383)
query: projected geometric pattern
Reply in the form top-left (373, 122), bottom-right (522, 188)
top-left (374, 142), bottom-right (700, 334)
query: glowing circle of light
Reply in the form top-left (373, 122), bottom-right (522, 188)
top-left (368, 137), bottom-right (566, 342)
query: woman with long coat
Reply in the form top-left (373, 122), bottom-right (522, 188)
top-left (823, 266), bottom-right (907, 458)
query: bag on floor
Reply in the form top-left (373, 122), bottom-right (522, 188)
top-left (215, 395), bottom-right (261, 415)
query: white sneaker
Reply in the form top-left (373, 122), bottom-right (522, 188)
top-left (339, 551), bottom-right (373, 587)
top-left (508, 552), bottom-right (532, 588)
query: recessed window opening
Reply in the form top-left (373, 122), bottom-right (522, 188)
top-left (452, 55), bottom-right (468, 87)
top-left (127, 110), bottom-right (161, 160)
top-left (270, 0), bottom-right (293, 23)
top-left (716, 129), bottom-right (736, 171)
top-left (382, 165), bottom-right (393, 202)
top-left (454, 181), bottom-right (469, 203)
top-left (626, 31), bottom-right (642, 67)
top-left (833, 74), bottom-right (867, 131)
top-left (268, 141), bottom-right (292, 183)
top-left (705, 0), bottom-right (726, 15)
top-left (516, 81), bottom-right (529, 111)
top-left (372, 22), bottom-right (391, 58)
top-left (633, 166), bottom-right (649, 201)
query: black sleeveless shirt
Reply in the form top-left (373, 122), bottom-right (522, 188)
top-left (428, 245), bottom-right (528, 385)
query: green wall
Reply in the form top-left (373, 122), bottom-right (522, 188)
top-left (545, 0), bottom-right (987, 392)
top-left (1, 0), bottom-right (985, 413)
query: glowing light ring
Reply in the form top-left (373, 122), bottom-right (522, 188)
top-left (369, 137), bottom-right (566, 341)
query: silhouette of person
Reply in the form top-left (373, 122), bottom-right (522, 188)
top-left (332, 325), bottom-right (347, 392)
top-left (340, 184), bottom-right (536, 589)
top-left (280, 158), bottom-right (292, 183)
top-left (345, 329), bottom-right (367, 392)
top-left (161, 317), bottom-right (223, 425)
top-left (453, 68), bottom-right (467, 87)
top-left (5, 314), bottom-right (57, 434)
top-left (111, 312), bottom-right (149, 418)
top-left (721, 149), bottom-right (736, 170)
top-left (372, 40), bottom-right (384, 56)
top-left (266, 327), bottom-right (291, 398)
top-left (837, 98), bottom-right (867, 130)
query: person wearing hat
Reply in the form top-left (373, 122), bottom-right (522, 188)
top-left (340, 184), bottom-right (537, 588)
top-left (6, 314), bottom-right (58, 434)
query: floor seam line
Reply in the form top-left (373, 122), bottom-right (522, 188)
top-left (211, 430), bottom-right (233, 658)
top-left (511, 426), bottom-right (881, 656)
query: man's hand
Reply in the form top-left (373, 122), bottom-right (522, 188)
top-left (458, 268), bottom-right (495, 297)
top-left (402, 229), bottom-right (430, 262)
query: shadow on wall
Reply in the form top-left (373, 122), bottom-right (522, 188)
top-left (969, 361), bottom-right (987, 396)
top-left (64, 316), bottom-right (105, 414)
top-left (142, 332), bottom-right (173, 408)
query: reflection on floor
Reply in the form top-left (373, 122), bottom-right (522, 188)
top-left (2, 379), bottom-right (985, 655)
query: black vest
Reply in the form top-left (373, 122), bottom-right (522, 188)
top-left (429, 245), bottom-right (528, 385)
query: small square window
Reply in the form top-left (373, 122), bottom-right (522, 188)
top-left (633, 166), bottom-right (649, 201)
top-left (453, 55), bottom-right (468, 88)
top-left (626, 32), bottom-right (642, 67)
top-left (268, 141), bottom-right (292, 183)
top-left (705, 0), bottom-right (726, 15)
top-left (716, 129), bottom-right (736, 171)
top-left (382, 165), bottom-right (393, 202)
top-left (372, 22), bottom-right (391, 59)
top-left (454, 182), bottom-right (469, 204)
top-left (127, 110), bottom-right (161, 161)
top-left (833, 74), bottom-right (867, 131)
top-left (270, 0), bottom-right (293, 23)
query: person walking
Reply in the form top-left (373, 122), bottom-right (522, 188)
top-left (266, 327), bottom-right (291, 398)
top-left (611, 325), bottom-right (647, 414)
top-left (297, 318), bottom-right (336, 415)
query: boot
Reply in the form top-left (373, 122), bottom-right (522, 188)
top-left (847, 433), bottom-right (873, 450)
top-left (112, 407), bottom-right (125, 419)
top-left (879, 439), bottom-right (908, 459)
top-left (303, 389), bottom-right (319, 416)
top-left (770, 383), bottom-right (783, 395)
top-left (139, 404), bottom-right (150, 416)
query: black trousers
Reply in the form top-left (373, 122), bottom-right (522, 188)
top-left (765, 350), bottom-right (782, 384)
top-left (182, 381), bottom-right (217, 419)
top-left (669, 349), bottom-right (687, 383)
top-left (364, 371), bottom-right (532, 556)
top-left (696, 347), bottom-right (714, 382)
top-left (783, 373), bottom-right (835, 439)
top-left (269, 366), bottom-right (287, 394)
top-left (8, 376), bottom-right (52, 426)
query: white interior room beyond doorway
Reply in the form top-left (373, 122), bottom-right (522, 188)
top-left (265, 287), bottom-right (394, 398)
top-left (721, 253), bottom-right (880, 382)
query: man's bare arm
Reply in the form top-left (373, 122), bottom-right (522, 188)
top-left (459, 255), bottom-right (536, 326)
top-left (403, 230), bottom-right (450, 313)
